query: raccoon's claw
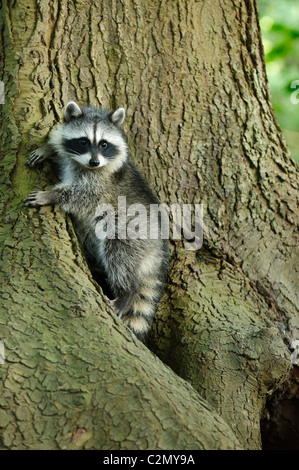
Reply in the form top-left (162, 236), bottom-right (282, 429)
top-left (26, 148), bottom-right (47, 168)
top-left (107, 297), bottom-right (119, 313)
top-left (23, 191), bottom-right (39, 207)
top-left (106, 297), bottom-right (123, 316)
top-left (23, 191), bottom-right (46, 207)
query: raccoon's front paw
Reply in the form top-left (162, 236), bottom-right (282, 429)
top-left (23, 191), bottom-right (49, 207)
top-left (26, 148), bottom-right (47, 168)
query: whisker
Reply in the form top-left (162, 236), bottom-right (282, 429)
top-left (69, 150), bottom-right (84, 156)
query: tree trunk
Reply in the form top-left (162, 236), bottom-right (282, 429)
top-left (0, 0), bottom-right (297, 450)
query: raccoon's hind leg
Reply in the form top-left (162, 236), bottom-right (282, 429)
top-left (110, 292), bottom-right (136, 318)
top-left (26, 144), bottom-right (54, 168)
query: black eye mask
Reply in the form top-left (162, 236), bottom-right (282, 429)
top-left (63, 138), bottom-right (91, 155)
top-left (63, 138), bottom-right (118, 159)
top-left (98, 140), bottom-right (118, 160)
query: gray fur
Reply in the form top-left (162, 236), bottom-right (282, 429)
top-left (24, 102), bottom-right (169, 340)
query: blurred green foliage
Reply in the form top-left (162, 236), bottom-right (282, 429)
top-left (258, 0), bottom-right (299, 164)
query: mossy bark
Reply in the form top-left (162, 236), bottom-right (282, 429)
top-left (0, 0), bottom-right (297, 450)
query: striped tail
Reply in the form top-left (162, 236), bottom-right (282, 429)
top-left (114, 278), bottom-right (163, 340)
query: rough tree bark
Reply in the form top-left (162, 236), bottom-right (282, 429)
top-left (0, 0), bottom-right (298, 450)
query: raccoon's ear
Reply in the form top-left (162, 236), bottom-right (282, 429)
top-left (64, 101), bottom-right (83, 122)
top-left (110, 108), bottom-right (125, 127)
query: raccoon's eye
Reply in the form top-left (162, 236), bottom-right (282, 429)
top-left (99, 140), bottom-right (108, 149)
top-left (79, 138), bottom-right (89, 145)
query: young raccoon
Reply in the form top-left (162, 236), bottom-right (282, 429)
top-left (24, 102), bottom-right (169, 340)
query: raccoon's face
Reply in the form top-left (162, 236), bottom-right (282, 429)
top-left (49, 102), bottom-right (127, 171)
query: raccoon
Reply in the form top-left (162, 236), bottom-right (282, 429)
top-left (24, 102), bottom-right (169, 340)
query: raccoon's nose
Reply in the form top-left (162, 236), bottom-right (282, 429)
top-left (89, 159), bottom-right (100, 167)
